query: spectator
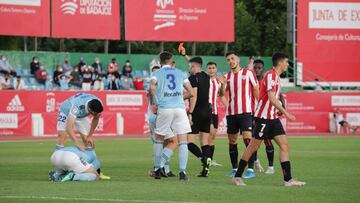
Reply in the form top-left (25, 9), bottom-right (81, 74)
top-left (30, 56), bottom-right (40, 75)
top-left (107, 74), bottom-right (121, 90)
top-left (93, 75), bottom-right (105, 91)
top-left (45, 75), bottom-right (53, 90)
top-left (58, 74), bottom-right (72, 91)
top-left (0, 55), bottom-right (16, 76)
top-left (90, 66), bottom-right (98, 85)
top-left (13, 76), bottom-right (27, 90)
top-left (122, 59), bottom-right (133, 78)
top-left (35, 65), bottom-right (48, 85)
top-left (0, 75), bottom-right (12, 90)
top-left (53, 65), bottom-right (63, 86)
top-left (334, 108), bottom-right (358, 134)
top-left (92, 57), bottom-right (103, 75)
top-left (120, 76), bottom-right (134, 90)
top-left (69, 66), bottom-right (82, 88)
top-left (82, 66), bottom-right (92, 91)
top-left (149, 58), bottom-right (160, 72)
top-left (76, 57), bottom-right (86, 70)
top-left (108, 58), bottom-right (120, 78)
top-left (133, 76), bottom-right (144, 90)
top-left (62, 58), bottom-right (72, 73)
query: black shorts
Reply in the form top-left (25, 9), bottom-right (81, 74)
top-left (210, 114), bottom-right (219, 129)
top-left (253, 118), bottom-right (286, 140)
top-left (226, 113), bottom-right (253, 134)
top-left (190, 108), bottom-right (211, 134)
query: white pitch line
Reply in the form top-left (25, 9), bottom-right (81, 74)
top-left (0, 196), bottom-right (203, 203)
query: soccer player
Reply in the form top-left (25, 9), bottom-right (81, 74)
top-left (253, 59), bottom-right (275, 174)
top-left (334, 108), bottom-right (358, 134)
top-left (56, 92), bottom-right (110, 180)
top-left (149, 51), bottom-right (195, 181)
top-left (232, 52), bottom-right (306, 187)
top-left (148, 66), bottom-right (175, 177)
top-left (49, 146), bottom-right (101, 182)
top-left (220, 51), bottom-right (259, 178)
top-left (207, 61), bottom-right (228, 167)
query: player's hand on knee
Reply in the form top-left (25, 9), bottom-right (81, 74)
top-left (85, 137), bottom-right (95, 149)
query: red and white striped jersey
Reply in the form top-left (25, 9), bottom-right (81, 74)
top-left (225, 68), bottom-right (258, 116)
top-left (254, 68), bottom-right (281, 120)
top-left (248, 69), bottom-right (258, 114)
top-left (209, 78), bottom-right (221, 115)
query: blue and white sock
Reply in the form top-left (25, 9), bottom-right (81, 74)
top-left (73, 173), bottom-right (97, 181)
top-left (164, 161), bottom-right (170, 174)
top-left (153, 140), bottom-right (163, 170)
top-left (178, 141), bottom-right (188, 173)
top-left (160, 147), bottom-right (173, 169)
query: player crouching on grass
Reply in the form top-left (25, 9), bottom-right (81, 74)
top-left (49, 146), bottom-right (101, 182)
top-left (56, 93), bottom-right (110, 180)
top-left (232, 52), bottom-right (306, 187)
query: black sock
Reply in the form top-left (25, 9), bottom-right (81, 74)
top-left (243, 138), bottom-right (255, 169)
top-left (188, 143), bottom-right (203, 159)
top-left (201, 145), bottom-right (211, 164)
top-left (209, 145), bottom-right (215, 160)
top-left (254, 150), bottom-right (258, 161)
top-left (265, 139), bottom-right (274, 166)
top-left (281, 161), bottom-right (292, 181)
top-left (97, 168), bottom-right (101, 174)
top-left (229, 144), bottom-right (238, 169)
top-left (235, 159), bottom-right (247, 177)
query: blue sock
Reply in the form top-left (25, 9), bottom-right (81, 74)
top-left (178, 141), bottom-right (188, 173)
top-left (153, 140), bottom-right (163, 170)
top-left (160, 147), bottom-right (173, 169)
top-left (73, 173), bottom-right (97, 181)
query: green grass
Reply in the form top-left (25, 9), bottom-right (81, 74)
top-left (0, 137), bottom-right (360, 203)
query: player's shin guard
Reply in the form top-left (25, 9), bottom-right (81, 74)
top-left (229, 144), bottom-right (238, 169)
top-left (73, 173), bottom-right (97, 181)
top-left (153, 140), bottom-right (164, 170)
top-left (160, 147), bottom-right (174, 169)
top-left (281, 161), bottom-right (292, 181)
top-left (179, 141), bottom-right (188, 173)
top-left (235, 159), bottom-right (248, 178)
top-left (265, 139), bottom-right (274, 166)
top-left (188, 142), bottom-right (203, 160)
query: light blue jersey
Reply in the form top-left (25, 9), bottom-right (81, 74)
top-left (55, 146), bottom-right (100, 170)
top-left (59, 93), bottom-right (101, 118)
top-left (151, 66), bottom-right (188, 109)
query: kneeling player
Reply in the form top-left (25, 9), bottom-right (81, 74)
top-left (49, 147), bottom-right (101, 182)
top-left (232, 52), bottom-right (305, 187)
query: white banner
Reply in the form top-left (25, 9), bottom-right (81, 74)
top-left (346, 113), bottom-right (360, 126)
top-left (309, 2), bottom-right (360, 29)
top-left (0, 113), bottom-right (18, 128)
top-left (0, 0), bottom-right (40, 6)
top-left (106, 94), bottom-right (143, 106)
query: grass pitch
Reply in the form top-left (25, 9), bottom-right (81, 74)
top-left (0, 137), bottom-right (359, 203)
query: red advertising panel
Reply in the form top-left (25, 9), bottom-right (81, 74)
top-left (51, 0), bottom-right (120, 39)
top-left (0, 0), bottom-right (50, 37)
top-left (297, 0), bottom-right (360, 84)
top-left (125, 0), bottom-right (234, 42)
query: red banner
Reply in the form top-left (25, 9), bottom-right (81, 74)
top-left (0, 0), bottom-right (50, 37)
top-left (125, 0), bottom-right (234, 42)
top-left (51, 0), bottom-right (120, 39)
top-left (297, 0), bottom-right (360, 84)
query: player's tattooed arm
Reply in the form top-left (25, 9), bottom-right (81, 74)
top-left (268, 91), bottom-right (295, 121)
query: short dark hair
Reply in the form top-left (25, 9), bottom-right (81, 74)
top-left (189, 57), bottom-right (203, 66)
top-left (207, 61), bottom-right (217, 67)
top-left (112, 58), bottom-right (116, 61)
top-left (159, 51), bottom-right (173, 64)
top-left (253, 59), bottom-right (264, 66)
top-left (225, 51), bottom-right (238, 57)
top-left (272, 52), bottom-right (288, 66)
top-left (88, 99), bottom-right (103, 114)
top-left (151, 66), bottom-right (160, 71)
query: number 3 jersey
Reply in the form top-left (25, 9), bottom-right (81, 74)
top-left (151, 65), bottom-right (189, 109)
top-left (59, 93), bottom-right (101, 118)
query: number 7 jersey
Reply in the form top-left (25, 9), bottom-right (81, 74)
top-left (151, 65), bottom-right (189, 109)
